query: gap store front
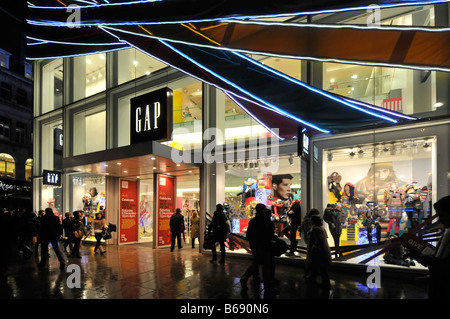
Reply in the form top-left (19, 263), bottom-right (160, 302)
top-left (29, 1), bottom-right (449, 270)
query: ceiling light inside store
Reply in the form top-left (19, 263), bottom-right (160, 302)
top-left (349, 151), bottom-right (355, 159)
top-left (327, 152), bottom-right (333, 162)
top-left (288, 155), bottom-right (294, 165)
top-left (352, 74), bottom-right (358, 79)
top-left (435, 102), bottom-right (444, 108)
top-left (357, 148), bottom-right (364, 158)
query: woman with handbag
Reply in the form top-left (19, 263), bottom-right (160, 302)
top-left (190, 210), bottom-right (200, 249)
top-left (70, 210), bottom-right (85, 259)
top-left (93, 212), bottom-right (107, 255)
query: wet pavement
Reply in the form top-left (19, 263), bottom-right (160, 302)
top-left (1, 241), bottom-right (430, 302)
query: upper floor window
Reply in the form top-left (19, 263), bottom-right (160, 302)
top-left (0, 117), bottom-right (11, 140)
top-left (0, 153), bottom-right (15, 179)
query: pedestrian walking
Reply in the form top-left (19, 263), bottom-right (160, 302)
top-left (70, 210), bottom-right (85, 259)
top-left (61, 212), bottom-right (74, 253)
top-left (34, 210), bottom-right (45, 254)
top-left (240, 203), bottom-right (275, 297)
top-left (18, 208), bottom-right (39, 260)
top-left (286, 200), bottom-right (302, 255)
top-left (190, 210), bottom-right (200, 248)
top-left (305, 214), bottom-right (332, 288)
top-left (411, 195), bottom-right (450, 299)
top-left (208, 204), bottom-right (228, 263)
top-left (93, 212), bottom-right (107, 255)
top-left (37, 208), bottom-right (66, 270)
top-left (170, 208), bottom-right (185, 252)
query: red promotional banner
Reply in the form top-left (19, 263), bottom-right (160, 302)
top-left (157, 174), bottom-right (176, 247)
top-left (119, 179), bottom-right (139, 244)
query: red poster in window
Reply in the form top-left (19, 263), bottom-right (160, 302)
top-left (119, 179), bottom-right (138, 244)
top-left (157, 174), bottom-right (176, 247)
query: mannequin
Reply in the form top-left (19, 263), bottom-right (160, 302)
top-left (342, 182), bottom-right (358, 218)
top-left (384, 185), bottom-right (404, 236)
top-left (403, 182), bottom-right (423, 231)
top-left (323, 203), bottom-right (345, 257)
top-left (327, 172), bottom-right (342, 203)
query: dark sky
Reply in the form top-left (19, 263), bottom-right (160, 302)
top-left (0, 2), bottom-right (27, 74)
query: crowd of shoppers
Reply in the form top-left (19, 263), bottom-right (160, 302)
top-left (0, 206), bottom-right (110, 280)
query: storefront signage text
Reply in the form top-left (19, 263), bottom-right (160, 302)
top-left (130, 87), bottom-right (173, 144)
top-left (43, 170), bottom-right (62, 186)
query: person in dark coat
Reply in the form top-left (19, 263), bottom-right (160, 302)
top-left (169, 208), bottom-right (185, 252)
top-left (286, 200), bottom-right (302, 255)
top-left (305, 214), bottom-right (332, 288)
top-left (18, 209), bottom-right (39, 260)
top-left (208, 204), bottom-right (228, 263)
top-left (0, 208), bottom-right (14, 284)
top-left (240, 203), bottom-right (276, 297)
top-left (70, 210), bottom-right (85, 258)
top-left (38, 208), bottom-right (66, 269)
top-left (323, 204), bottom-right (345, 257)
top-left (410, 195), bottom-right (450, 299)
top-left (61, 212), bottom-right (74, 253)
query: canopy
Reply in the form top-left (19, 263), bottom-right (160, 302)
top-left (27, 0), bottom-right (443, 137)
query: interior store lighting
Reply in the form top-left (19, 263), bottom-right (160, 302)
top-left (288, 155), bottom-right (294, 165)
top-left (357, 148), bottom-right (364, 158)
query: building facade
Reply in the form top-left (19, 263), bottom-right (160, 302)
top-left (31, 3), bottom-right (449, 269)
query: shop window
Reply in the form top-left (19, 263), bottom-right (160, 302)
top-left (68, 173), bottom-right (106, 242)
top-left (0, 153), bottom-right (16, 179)
top-left (72, 53), bottom-right (106, 101)
top-left (40, 118), bottom-right (63, 171)
top-left (221, 155), bottom-right (301, 255)
top-left (72, 105), bottom-right (106, 156)
top-left (139, 178), bottom-right (154, 243)
top-left (323, 137), bottom-right (435, 265)
top-left (40, 59), bottom-right (63, 114)
top-left (116, 48), bottom-right (167, 85)
top-left (25, 158), bottom-right (32, 181)
top-left (39, 177), bottom-right (63, 221)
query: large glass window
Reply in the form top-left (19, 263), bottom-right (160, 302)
top-left (323, 137), bottom-right (435, 266)
top-left (71, 53), bottom-right (106, 102)
top-left (221, 155), bottom-right (301, 253)
top-left (139, 177), bottom-right (154, 243)
top-left (116, 48), bottom-right (167, 85)
top-left (40, 59), bottom-right (63, 114)
top-left (39, 117), bottom-right (63, 172)
top-left (72, 104), bottom-right (106, 156)
top-left (68, 173), bottom-right (106, 242)
top-left (324, 63), bottom-right (442, 115)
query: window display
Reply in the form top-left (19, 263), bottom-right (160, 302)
top-left (323, 137), bottom-right (435, 266)
top-left (69, 174), bottom-right (106, 242)
top-left (221, 156), bottom-right (301, 255)
top-left (139, 179), bottom-right (153, 243)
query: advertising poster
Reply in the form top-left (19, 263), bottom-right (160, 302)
top-left (119, 179), bottom-right (139, 244)
top-left (157, 174), bottom-right (176, 247)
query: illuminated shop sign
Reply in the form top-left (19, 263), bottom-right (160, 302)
top-left (0, 178), bottom-right (32, 197)
top-left (130, 87), bottom-right (173, 144)
top-left (297, 126), bottom-right (310, 160)
top-left (43, 169), bottom-right (62, 186)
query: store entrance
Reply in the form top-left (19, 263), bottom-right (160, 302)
top-left (138, 169), bottom-right (200, 246)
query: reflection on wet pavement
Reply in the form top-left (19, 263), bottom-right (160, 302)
top-left (0, 243), bottom-right (429, 299)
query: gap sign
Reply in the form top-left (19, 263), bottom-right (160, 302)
top-left (130, 87), bottom-right (173, 144)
